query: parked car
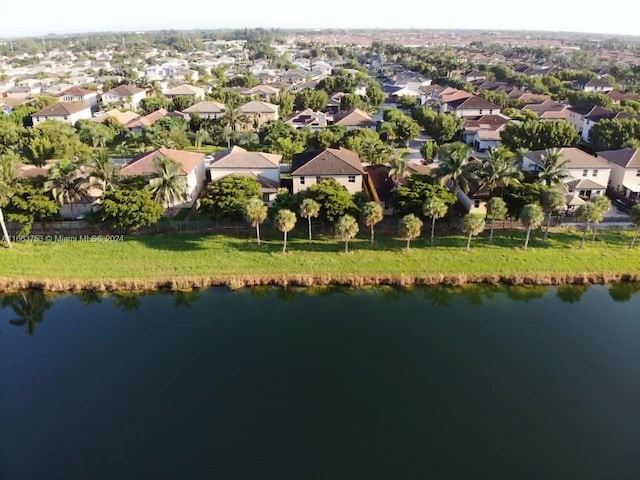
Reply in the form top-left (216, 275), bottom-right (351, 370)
top-left (614, 199), bottom-right (631, 214)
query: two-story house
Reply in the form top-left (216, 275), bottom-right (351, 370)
top-left (581, 111), bottom-right (640, 144)
top-left (521, 148), bottom-right (611, 199)
top-left (31, 102), bottom-right (92, 126)
top-left (242, 84), bottom-right (280, 101)
top-left (183, 101), bottom-right (226, 120)
top-left (331, 108), bottom-right (377, 130)
top-left (597, 148), bottom-right (640, 200)
top-left (101, 85), bottom-right (147, 110)
top-left (577, 78), bottom-right (614, 93)
top-left (58, 86), bottom-right (98, 107)
top-left (163, 84), bottom-right (205, 102)
top-left (291, 147), bottom-right (364, 194)
top-left (567, 105), bottom-right (609, 136)
top-left (442, 95), bottom-right (501, 117)
top-left (239, 101), bottom-right (279, 129)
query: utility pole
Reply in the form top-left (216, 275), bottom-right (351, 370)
top-left (9, 39), bottom-right (13, 53)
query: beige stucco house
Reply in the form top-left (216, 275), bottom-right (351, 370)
top-left (597, 148), bottom-right (640, 200)
top-left (291, 147), bottom-right (364, 194)
top-left (31, 102), bottom-right (93, 126)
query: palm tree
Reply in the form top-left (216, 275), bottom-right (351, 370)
top-left (461, 213), bottom-right (486, 251)
top-left (244, 197), bottom-right (268, 245)
top-left (194, 128), bottom-right (211, 152)
top-left (399, 214), bottom-right (423, 251)
top-left (519, 204), bottom-right (544, 250)
top-left (477, 147), bottom-right (522, 192)
top-left (541, 189), bottom-right (566, 241)
top-left (537, 148), bottom-right (570, 187)
top-left (89, 149), bottom-right (120, 194)
top-left (576, 203), bottom-right (598, 249)
top-left (422, 197), bottom-right (448, 244)
top-left (335, 214), bottom-right (359, 253)
top-left (434, 142), bottom-right (478, 193)
top-left (212, 124), bottom-right (234, 148)
top-left (44, 158), bottom-right (88, 219)
top-left (361, 202), bottom-right (384, 244)
top-left (359, 137), bottom-right (386, 164)
top-left (486, 197), bottom-right (508, 243)
top-left (2, 290), bottom-right (52, 335)
top-left (388, 150), bottom-right (410, 184)
top-left (299, 198), bottom-right (320, 244)
top-left (630, 205), bottom-right (640, 248)
top-left (275, 209), bottom-right (297, 253)
top-left (223, 103), bottom-right (249, 132)
top-left (590, 195), bottom-right (611, 241)
top-left (0, 154), bottom-right (15, 247)
top-left (147, 157), bottom-right (188, 208)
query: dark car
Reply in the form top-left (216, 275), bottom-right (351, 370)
top-left (614, 198), bottom-right (631, 214)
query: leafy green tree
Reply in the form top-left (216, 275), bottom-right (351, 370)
top-left (397, 95), bottom-right (419, 110)
top-left (147, 157), bottom-right (189, 208)
top-left (588, 119), bottom-right (640, 150)
top-left (277, 90), bottom-right (295, 117)
top-left (44, 158), bottom-right (88, 219)
top-left (200, 175), bottom-right (262, 220)
top-left (361, 201), bottom-right (383, 244)
top-left (6, 183), bottom-right (58, 235)
top-left (340, 93), bottom-right (366, 111)
top-left (399, 214), bottom-right (423, 251)
top-left (486, 197), bottom-right (508, 242)
top-left (541, 189), bottom-right (566, 241)
top-left (494, 183), bottom-right (548, 218)
top-left (275, 209), bottom-right (297, 253)
top-left (194, 128), bottom-right (211, 152)
top-left (537, 148), bottom-right (571, 187)
top-left (140, 95), bottom-right (170, 114)
top-left (434, 142), bottom-right (477, 193)
top-left (422, 197), bottom-right (448, 244)
top-left (461, 213), bottom-right (486, 251)
top-left (244, 197), bottom-right (268, 245)
top-left (420, 141), bottom-right (438, 162)
top-left (25, 121), bottom-right (92, 166)
top-left (501, 120), bottom-right (578, 151)
top-left (519, 204), bottom-right (544, 250)
top-left (413, 108), bottom-right (464, 144)
top-left (304, 178), bottom-right (357, 222)
top-left (381, 109), bottom-right (420, 146)
top-left (335, 214), bottom-right (359, 253)
top-left (392, 175), bottom-right (456, 217)
top-left (630, 205), bottom-right (640, 248)
top-left (299, 198), bottom-right (320, 244)
top-left (272, 137), bottom-right (304, 164)
top-left (258, 119), bottom-right (300, 147)
top-left (0, 154), bottom-right (16, 247)
top-left (295, 89), bottom-right (328, 111)
top-left (76, 120), bottom-right (116, 148)
top-left (365, 83), bottom-right (385, 106)
top-left (477, 147), bottom-right (521, 192)
top-left (0, 117), bottom-right (27, 153)
top-left (98, 187), bottom-right (164, 232)
top-left (307, 126), bottom-right (348, 149)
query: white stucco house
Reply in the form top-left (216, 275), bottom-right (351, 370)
top-left (58, 86), bottom-right (98, 107)
top-left (597, 148), bottom-right (640, 200)
top-left (444, 95), bottom-right (501, 117)
top-left (182, 101), bottom-right (226, 120)
top-left (101, 85), bottom-right (147, 110)
top-left (31, 102), bottom-right (93, 126)
top-left (291, 147), bottom-right (364, 194)
top-left (120, 148), bottom-right (206, 208)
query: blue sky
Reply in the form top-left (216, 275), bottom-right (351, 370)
top-left (3, 0), bottom-right (639, 37)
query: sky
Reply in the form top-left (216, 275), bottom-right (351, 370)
top-left (3, 0), bottom-right (640, 37)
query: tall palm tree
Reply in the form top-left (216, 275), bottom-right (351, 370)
top-left (541, 189), bottom-right (566, 241)
top-left (44, 158), bottom-right (88, 219)
top-left (537, 148), bottom-right (570, 187)
top-left (89, 149), bottom-right (121, 194)
top-left (3, 290), bottom-right (52, 335)
top-left (423, 197), bottom-right (448, 244)
top-left (147, 157), bottom-right (189, 208)
top-left (434, 142), bottom-right (478, 193)
top-left (0, 154), bottom-right (16, 247)
top-left (388, 150), bottom-right (410, 185)
top-left (399, 214), bottom-right (423, 251)
top-left (335, 214), bottom-right (359, 253)
top-left (194, 128), bottom-right (211, 152)
top-left (275, 209), bottom-right (297, 253)
top-left (244, 197), bottom-right (268, 245)
top-left (519, 204), bottom-right (544, 250)
top-left (299, 198), bottom-right (320, 244)
top-left (223, 103), bottom-right (249, 132)
top-left (461, 213), bottom-right (486, 251)
top-left (486, 197), bottom-right (508, 243)
top-left (361, 201), bottom-right (384, 244)
top-left (477, 147), bottom-right (522, 192)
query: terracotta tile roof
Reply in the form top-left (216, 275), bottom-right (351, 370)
top-left (332, 108), bottom-right (376, 127)
top-left (33, 102), bottom-right (90, 116)
top-left (126, 108), bottom-right (169, 129)
top-left (291, 147), bottom-right (364, 176)
top-left (121, 148), bottom-right (204, 176)
top-left (58, 86), bottom-right (95, 97)
top-left (91, 108), bottom-right (140, 125)
top-left (210, 146), bottom-right (281, 169)
top-left (597, 148), bottom-right (640, 169)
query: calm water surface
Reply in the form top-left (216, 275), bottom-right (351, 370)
top-left (1, 285), bottom-right (640, 480)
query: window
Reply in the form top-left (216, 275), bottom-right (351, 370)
top-left (479, 109), bottom-right (483, 115)
top-left (348, 175), bottom-right (356, 183)
top-left (299, 176), bottom-right (305, 185)
top-left (489, 109), bottom-right (493, 115)
top-left (592, 169), bottom-right (598, 177)
top-left (636, 169), bottom-right (640, 177)
top-left (582, 169), bottom-right (588, 177)
top-left (262, 193), bottom-right (270, 202)
top-left (473, 200), bottom-right (480, 208)
top-left (63, 116), bottom-right (68, 120)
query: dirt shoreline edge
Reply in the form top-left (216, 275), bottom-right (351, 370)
top-left (1, 272), bottom-right (640, 293)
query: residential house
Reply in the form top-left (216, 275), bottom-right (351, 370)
top-left (523, 100), bottom-right (572, 121)
top-left (443, 95), bottom-right (501, 117)
top-left (597, 148), bottom-right (640, 200)
top-left (581, 111), bottom-right (640, 143)
top-left (31, 102), bottom-right (92, 126)
top-left (5, 84), bottom-right (40, 99)
top-left (58, 86), bottom-right (98, 107)
top-left (291, 147), bottom-right (364, 194)
top-left (578, 78), bottom-right (614, 93)
top-left (91, 108), bottom-right (140, 125)
top-left (286, 109), bottom-right (328, 129)
top-left (101, 85), bottom-right (147, 110)
top-left (183, 101), bottom-right (226, 120)
top-left (0, 97), bottom-right (29, 114)
top-left (331, 108), bottom-right (377, 130)
top-left (462, 114), bottom-right (510, 147)
top-left (126, 108), bottom-right (185, 132)
top-left (121, 148), bottom-right (206, 208)
top-left (282, 69), bottom-right (307, 85)
top-left (363, 164), bottom-right (395, 215)
top-left (521, 148), bottom-right (611, 199)
top-left (163, 84), bottom-right (205, 101)
top-left (208, 146), bottom-right (281, 203)
top-left (464, 70), bottom-right (488, 82)
top-left (458, 185), bottom-right (491, 215)
top-left (384, 84), bottom-right (420, 101)
top-left (604, 90), bottom-right (640, 105)
top-left (239, 101), bottom-right (279, 129)
top-left (567, 105), bottom-right (609, 136)
top-left (242, 84), bottom-right (280, 101)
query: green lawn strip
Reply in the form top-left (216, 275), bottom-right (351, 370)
top-left (1, 228), bottom-right (639, 281)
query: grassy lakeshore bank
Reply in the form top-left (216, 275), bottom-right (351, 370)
top-left (1, 228), bottom-right (639, 292)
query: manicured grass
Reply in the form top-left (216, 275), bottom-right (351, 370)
top-left (1, 227), bottom-right (639, 284)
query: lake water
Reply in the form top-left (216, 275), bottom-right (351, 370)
top-left (2, 285), bottom-right (640, 480)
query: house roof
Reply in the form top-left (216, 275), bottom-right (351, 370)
top-left (291, 147), bottom-right (364, 176)
top-left (585, 111), bottom-right (639, 123)
top-left (122, 148), bottom-right (204, 176)
top-left (223, 171), bottom-right (280, 193)
top-left (568, 104), bottom-right (608, 117)
top-left (244, 84), bottom-right (280, 95)
top-left (597, 148), bottom-right (640, 168)
top-left (210, 146), bottom-right (281, 169)
top-left (33, 102), bottom-right (90, 116)
top-left (91, 108), bottom-right (140, 125)
top-left (106, 85), bottom-right (146, 96)
top-left (286, 109), bottom-right (327, 127)
top-left (126, 108), bottom-right (169, 129)
top-left (466, 70), bottom-right (487, 78)
top-left (566, 178), bottom-right (607, 190)
top-left (524, 148), bottom-right (609, 169)
top-left (58, 86), bottom-right (95, 97)
top-left (447, 95), bottom-right (500, 111)
top-left (464, 114), bottom-right (510, 129)
top-left (164, 84), bottom-right (204, 96)
top-left (363, 164), bottom-right (394, 201)
top-left (583, 78), bottom-right (613, 88)
top-left (239, 100), bottom-right (278, 114)
top-left (12, 162), bottom-right (51, 179)
top-left (332, 108), bottom-right (376, 127)
top-left (183, 101), bottom-right (226, 114)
